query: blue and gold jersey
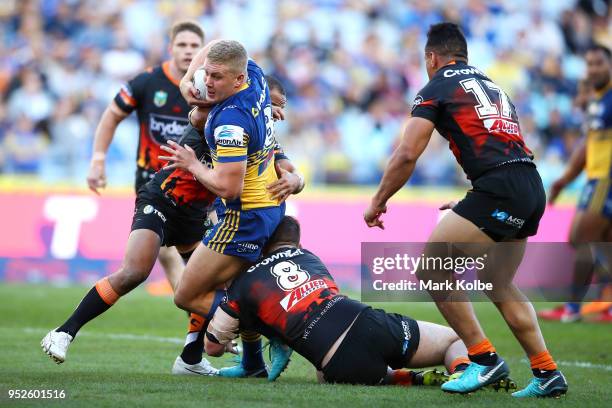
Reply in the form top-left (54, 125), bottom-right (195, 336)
top-left (204, 60), bottom-right (279, 210)
top-left (586, 84), bottom-right (612, 179)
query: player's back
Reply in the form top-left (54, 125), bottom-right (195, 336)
top-left (412, 61), bottom-right (534, 180)
top-left (226, 247), bottom-right (366, 368)
top-left (204, 60), bottom-right (279, 211)
top-left (585, 85), bottom-right (612, 179)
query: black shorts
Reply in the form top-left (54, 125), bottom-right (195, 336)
top-left (134, 166), bottom-right (156, 193)
top-left (321, 308), bottom-right (420, 385)
top-left (453, 163), bottom-right (546, 241)
top-left (131, 188), bottom-right (211, 248)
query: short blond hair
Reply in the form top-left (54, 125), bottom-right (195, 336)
top-left (207, 40), bottom-right (248, 74)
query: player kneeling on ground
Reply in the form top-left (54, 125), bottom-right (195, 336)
top-left (204, 216), bottom-right (516, 389)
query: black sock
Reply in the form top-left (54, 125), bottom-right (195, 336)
top-left (180, 290), bottom-right (226, 365)
top-left (532, 368), bottom-right (557, 378)
top-left (468, 351), bottom-right (498, 366)
top-left (180, 324), bottom-right (207, 365)
top-left (56, 286), bottom-right (113, 338)
top-left (454, 363), bottom-right (470, 372)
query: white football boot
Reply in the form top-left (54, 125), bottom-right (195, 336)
top-left (41, 330), bottom-right (73, 364)
top-left (172, 356), bottom-right (219, 376)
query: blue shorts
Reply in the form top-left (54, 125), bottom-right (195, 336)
top-left (578, 179), bottom-right (612, 218)
top-left (203, 201), bottom-right (286, 262)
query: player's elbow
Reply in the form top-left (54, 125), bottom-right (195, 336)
top-left (214, 167), bottom-right (245, 200)
top-left (397, 146), bottom-right (420, 164)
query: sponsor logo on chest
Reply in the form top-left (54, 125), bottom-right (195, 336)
top-left (148, 113), bottom-right (189, 144)
top-left (280, 279), bottom-right (329, 311)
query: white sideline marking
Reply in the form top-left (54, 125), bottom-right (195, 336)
top-left (12, 326), bottom-right (612, 372)
top-left (15, 327), bottom-right (184, 345)
top-left (519, 358), bottom-right (612, 372)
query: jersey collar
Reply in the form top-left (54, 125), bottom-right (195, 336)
top-left (162, 61), bottom-right (181, 87)
top-left (435, 60), bottom-right (467, 77)
top-left (594, 81), bottom-right (612, 98)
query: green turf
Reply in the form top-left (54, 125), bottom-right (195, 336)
top-left (0, 284), bottom-right (610, 407)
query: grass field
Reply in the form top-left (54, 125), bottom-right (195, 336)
top-left (0, 284), bottom-right (610, 407)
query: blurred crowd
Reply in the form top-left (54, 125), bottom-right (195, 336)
top-left (0, 0), bottom-right (610, 189)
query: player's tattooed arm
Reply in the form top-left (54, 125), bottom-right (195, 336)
top-left (548, 138), bottom-right (586, 204)
top-left (364, 117), bottom-right (435, 229)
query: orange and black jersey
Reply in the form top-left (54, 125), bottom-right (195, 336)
top-left (220, 247), bottom-right (367, 369)
top-left (140, 124), bottom-right (289, 217)
top-left (411, 61), bottom-right (534, 180)
top-left (141, 124), bottom-right (216, 215)
top-left (114, 62), bottom-right (190, 191)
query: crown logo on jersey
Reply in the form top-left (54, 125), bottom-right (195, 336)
top-left (153, 90), bottom-right (168, 107)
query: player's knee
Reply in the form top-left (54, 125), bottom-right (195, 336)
top-left (173, 289), bottom-right (193, 311)
top-left (157, 247), bottom-right (178, 265)
top-left (428, 322), bottom-right (460, 347)
top-left (441, 326), bottom-right (460, 344)
top-left (111, 267), bottom-right (148, 293)
top-left (204, 341), bottom-right (224, 357)
top-left (173, 292), bottom-right (188, 311)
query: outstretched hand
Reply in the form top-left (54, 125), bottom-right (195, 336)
top-left (159, 140), bottom-right (199, 173)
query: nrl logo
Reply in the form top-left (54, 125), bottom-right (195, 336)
top-left (154, 90), bottom-right (168, 107)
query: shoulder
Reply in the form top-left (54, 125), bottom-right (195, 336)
top-left (247, 59), bottom-right (264, 77)
top-left (414, 74), bottom-right (445, 101)
top-left (299, 249), bottom-right (326, 267)
top-left (125, 66), bottom-right (162, 93)
top-left (213, 103), bottom-right (252, 128)
top-left (412, 79), bottom-right (444, 114)
top-left (131, 65), bottom-right (160, 83)
top-left (602, 88), bottom-right (612, 105)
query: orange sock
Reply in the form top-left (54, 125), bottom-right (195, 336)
top-left (450, 357), bottom-right (471, 373)
top-left (188, 313), bottom-right (205, 333)
top-left (467, 338), bottom-right (496, 356)
top-left (530, 351), bottom-right (557, 372)
top-left (388, 369), bottom-right (414, 386)
top-left (95, 277), bottom-right (120, 305)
